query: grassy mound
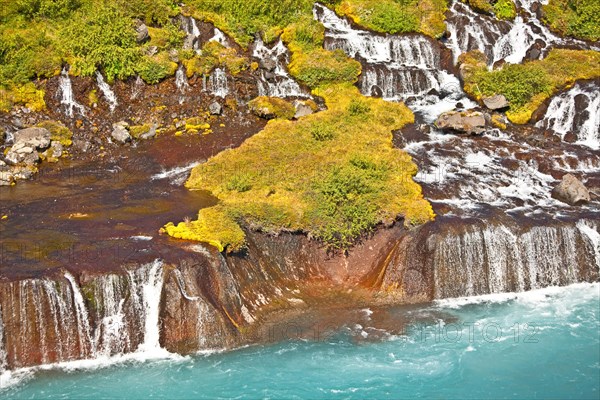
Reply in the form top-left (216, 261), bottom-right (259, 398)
top-left (463, 0), bottom-right (516, 20)
top-left (461, 49), bottom-right (600, 124)
top-left (334, 0), bottom-right (448, 38)
top-left (542, 0), bottom-right (600, 42)
top-left (164, 84), bottom-right (434, 252)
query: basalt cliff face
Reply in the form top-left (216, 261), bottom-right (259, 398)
top-left (1, 218), bottom-right (598, 369)
top-left (1, 1), bottom-right (600, 374)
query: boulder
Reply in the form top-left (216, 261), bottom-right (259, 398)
top-left (434, 111), bottom-right (487, 135)
top-left (0, 171), bottom-right (14, 186)
top-left (209, 101), bottom-right (223, 115)
top-left (12, 166), bottom-right (34, 180)
top-left (483, 94), bottom-right (509, 110)
top-left (293, 101), bottom-right (314, 119)
top-left (563, 132), bottom-right (578, 143)
top-left (48, 141), bottom-right (63, 158)
top-left (5, 142), bottom-right (40, 166)
top-left (140, 125), bottom-right (157, 140)
top-left (135, 20), bottom-right (150, 43)
top-left (259, 58), bottom-right (277, 72)
top-left (13, 127), bottom-right (51, 150)
top-left (111, 122), bottom-right (131, 144)
top-left (551, 174), bottom-right (591, 205)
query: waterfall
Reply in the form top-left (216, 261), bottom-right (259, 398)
top-left (431, 223), bottom-right (597, 298)
top-left (445, 0), bottom-right (598, 66)
top-left (131, 75), bottom-right (145, 100)
top-left (0, 260), bottom-right (169, 369)
top-left (182, 16), bottom-right (202, 53)
top-left (536, 82), bottom-right (600, 150)
top-left (95, 72), bottom-right (118, 112)
top-left (0, 306), bottom-right (6, 372)
top-left (314, 4), bottom-right (473, 119)
top-left (127, 260), bottom-right (165, 353)
top-left (209, 28), bottom-right (229, 46)
top-left (577, 220), bottom-right (600, 270)
top-left (88, 275), bottom-right (130, 357)
top-left (252, 38), bottom-right (308, 98)
top-left (58, 67), bottom-right (85, 118)
top-left (64, 272), bottom-right (94, 358)
top-left (175, 65), bottom-right (189, 104)
top-left (208, 68), bottom-right (229, 98)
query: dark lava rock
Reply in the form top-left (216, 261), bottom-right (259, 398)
top-left (563, 132), bottom-right (578, 143)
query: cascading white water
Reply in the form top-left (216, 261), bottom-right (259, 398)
top-left (0, 306), bottom-right (6, 372)
top-left (58, 67), bottom-right (85, 118)
top-left (64, 272), bottom-right (94, 358)
top-left (127, 260), bottom-right (165, 353)
top-left (182, 16), bottom-right (202, 53)
top-left (252, 38), bottom-right (307, 98)
top-left (175, 65), bottom-right (189, 104)
top-left (208, 68), bottom-right (229, 98)
top-left (445, 0), bottom-right (598, 66)
top-left (131, 75), bottom-right (145, 100)
top-left (209, 28), bottom-right (229, 46)
top-left (432, 223), bottom-right (594, 298)
top-left (88, 275), bottom-right (130, 356)
top-left (95, 72), bottom-right (118, 112)
top-left (577, 220), bottom-right (600, 270)
top-left (314, 3), bottom-right (473, 119)
top-left (536, 82), bottom-right (600, 150)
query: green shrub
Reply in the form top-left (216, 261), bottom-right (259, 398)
top-left (347, 98), bottom-right (371, 116)
top-left (335, 0), bottom-right (448, 38)
top-left (248, 96), bottom-right (296, 120)
top-left (227, 173), bottom-right (254, 192)
top-left (494, 0), bottom-right (516, 20)
top-left (543, 0), bottom-right (600, 41)
top-left (310, 121), bottom-right (336, 141)
top-left (136, 53), bottom-right (178, 84)
top-left (15, 0), bottom-right (83, 19)
top-left (60, 4), bottom-right (140, 81)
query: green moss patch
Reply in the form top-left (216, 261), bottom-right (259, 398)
top-left (248, 97), bottom-right (296, 120)
top-left (36, 120), bottom-right (73, 147)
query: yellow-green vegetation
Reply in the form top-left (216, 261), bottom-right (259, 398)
top-left (36, 120), bottom-right (73, 147)
top-left (184, 117), bottom-right (212, 134)
top-left (0, 83), bottom-right (46, 112)
top-left (129, 124), bottom-right (152, 138)
top-left (185, 0), bottom-right (316, 47)
top-left (335, 0), bottom-right (448, 38)
top-left (137, 52), bottom-right (179, 84)
top-left (0, 0), bottom-right (180, 96)
top-left (542, 0), bottom-right (600, 42)
top-left (490, 114), bottom-right (507, 130)
top-left (463, 0), bottom-right (516, 20)
top-left (461, 49), bottom-right (600, 124)
top-left (248, 97), bottom-right (296, 120)
top-left (88, 90), bottom-right (99, 106)
top-left (181, 41), bottom-right (248, 78)
top-left (163, 206), bottom-right (246, 252)
top-left (164, 84), bottom-right (434, 252)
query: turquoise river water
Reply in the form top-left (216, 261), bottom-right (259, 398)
top-left (2, 283), bottom-right (598, 399)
